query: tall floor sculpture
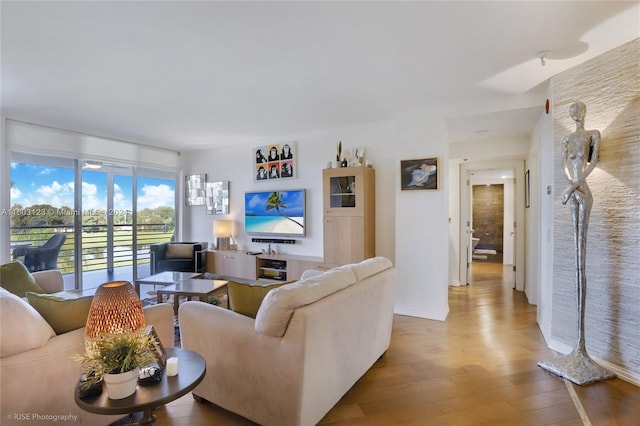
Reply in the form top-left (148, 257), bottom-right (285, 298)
top-left (538, 101), bottom-right (616, 385)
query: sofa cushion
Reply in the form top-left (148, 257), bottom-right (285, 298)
top-left (26, 292), bottom-right (93, 334)
top-left (340, 256), bottom-right (393, 281)
top-left (0, 288), bottom-right (55, 357)
top-left (166, 243), bottom-right (193, 259)
top-left (228, 280), bottom-right (290, 319)
top-left (255, 268), bottom-right (357, 337)
top-left (0, 261), bottom-right (45, 297)
top-left (300, 269), bottom-right (324, 280)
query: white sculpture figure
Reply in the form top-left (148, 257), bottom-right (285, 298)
top-left (538, 101), bottom-right (615, 385)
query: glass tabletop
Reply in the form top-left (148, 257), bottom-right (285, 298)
top-left (136, 272), bottom-right (198, 285)
top-left (163, 279), bottom-right (228, 294)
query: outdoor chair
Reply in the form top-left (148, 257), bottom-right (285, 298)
top-left (12, 232), bottom-right (67, 272)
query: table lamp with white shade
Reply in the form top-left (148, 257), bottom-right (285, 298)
top-left (213, 220), bottom-right (233, 250)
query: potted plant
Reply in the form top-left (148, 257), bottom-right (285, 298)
top-left (75, 329), bottom-right (158, 399)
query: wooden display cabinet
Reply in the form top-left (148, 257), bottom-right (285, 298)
top-left (322, 166), bottom-right (375, 267)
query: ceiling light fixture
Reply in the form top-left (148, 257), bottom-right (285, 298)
top-left (537, 50), bottom-right (551, 66)
top-left (83, 160), bottom-right (103, 170)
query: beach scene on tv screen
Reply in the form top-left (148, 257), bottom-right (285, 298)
top-left (245, 190), bottom-right (305, 235)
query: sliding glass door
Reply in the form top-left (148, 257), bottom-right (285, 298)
top-left (9, 152), bottom-right (176, 291)
top-left (9, 153), bottom-right (78, 289)
top-left (135, 168), bottom-right (176, 279)
top-left (81, 164), bottom-right (135, 288)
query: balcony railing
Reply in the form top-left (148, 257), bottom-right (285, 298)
top-left (10, 223), bottom-right (174, 275)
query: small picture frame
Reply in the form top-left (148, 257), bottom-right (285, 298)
top-left (254, 142), bottom-right (297, 181)
top-left (146, 325), bottom-right (166, 369)
top-left (400, 158), bottom-right (439, 190)
top-left (139, 325), bottom-right (166, 384)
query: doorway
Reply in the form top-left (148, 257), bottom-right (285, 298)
top-left (458, 160), bottom-right (525, 290)
top-left (472, 183), bottom-right (504, 264)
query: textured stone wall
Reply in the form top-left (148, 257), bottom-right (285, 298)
top-left (551, 39), bottom-right (639, 376)
top-left (473, 184), bottom-right (504, 254)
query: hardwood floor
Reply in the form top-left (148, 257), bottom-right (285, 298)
top-left (151, 262), bottom-right (639, 426)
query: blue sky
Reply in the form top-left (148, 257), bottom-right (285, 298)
top-left (10, 163), bottom-right (175, 210)
top-left (245, 190), bottom-right (305, 217)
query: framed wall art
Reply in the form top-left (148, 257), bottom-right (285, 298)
top-left (205, 181), bottom-right (229, 215)
top-left (185, 174), bottom-right (207, 205)
top-left (400, 157), bottom-right (439, 190)
top-left (254, 142), bottom-right (296, 182)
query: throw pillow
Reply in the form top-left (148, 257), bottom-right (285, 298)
top-left (166, 244), bottom-right (193, 259)
top-left (26, 292), bottom-right (93, 334)
top-left (0, 261), bottom-right (45, 298)
top-left (0, 288), bottom-right (55, 357)
top-left (227, 280), bottom-right (289, 319)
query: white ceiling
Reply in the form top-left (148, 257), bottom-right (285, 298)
top-left (2, 1), bottom-right (638, 153)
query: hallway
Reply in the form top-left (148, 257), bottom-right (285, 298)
top-left (149, 263), bottom-right (639, 425)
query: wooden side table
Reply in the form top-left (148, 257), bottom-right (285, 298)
top-left (74, 347), bottom-right (206, 425)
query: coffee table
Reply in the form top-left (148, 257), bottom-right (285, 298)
top-left (74, 347), bottom-right (206, 425)
top-left (134, 271), bottom-right (199, 296)
top-left (157, 278), bottom-right (228, 314)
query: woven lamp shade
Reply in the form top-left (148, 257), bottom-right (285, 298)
top-left (85, 281), bottom-right (146, 352)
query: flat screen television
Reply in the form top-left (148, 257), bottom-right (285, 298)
top-left (244, 189), bottom-right (306, 237)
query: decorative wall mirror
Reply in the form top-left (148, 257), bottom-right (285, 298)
top-left (185, 174), bottom-right (207, 206)
top-left (206, 181), bottom-right (229, 215)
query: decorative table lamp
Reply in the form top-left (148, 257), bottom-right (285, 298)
top-left (213, 220), bottom-right (233, 251)
top-left (84, 281), bottom-right (146, 353)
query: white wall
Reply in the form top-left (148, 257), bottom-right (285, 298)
top-left (393, 109), bottom-right (450, 320)
top-left (182, 120), bottom-right (396, 259)
top-left (529, 83), bottom-right (554, 314)
top-left (182, 111), bottom-right (451, 321)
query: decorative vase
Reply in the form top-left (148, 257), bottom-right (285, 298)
top-left (103, 368), bottom-right (139, 399)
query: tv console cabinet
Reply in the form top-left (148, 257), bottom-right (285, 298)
top-left (206, 250), bottom-right (323, 283)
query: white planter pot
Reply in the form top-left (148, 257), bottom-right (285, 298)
top-left (103, 368), bottom-right (139, 399)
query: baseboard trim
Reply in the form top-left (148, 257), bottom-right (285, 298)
top-left (594, 358), bottom-right (640, 387)
top-left (449, 280), bottom-right (461, 287)
top-left (394, 304), bottom-right (449, 321)
top-left (543, 338), bottom-right (640, 387)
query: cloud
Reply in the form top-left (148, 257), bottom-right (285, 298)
top-left (38, 168), bottom-right (55, 176)
top-left (10, 187), bottom-right (22, 200)
top-left (138, 184), bottom-right (175, 210)
top-left (82, 181), bottom-right (101, 209)
top-left (36, 180), bottom-right (74, 207)
top-left (113, 183), bottom-right (132, 210)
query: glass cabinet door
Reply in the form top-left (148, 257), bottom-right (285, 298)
top-left (329, 175), bottom-right (357, 208)
top-left (323, 167), bottom-right (367, 216)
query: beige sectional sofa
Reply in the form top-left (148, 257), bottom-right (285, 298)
top-left (0, 269), bottom-right (175, 426)
top-left (179, 256), bottom-right (397, 426)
